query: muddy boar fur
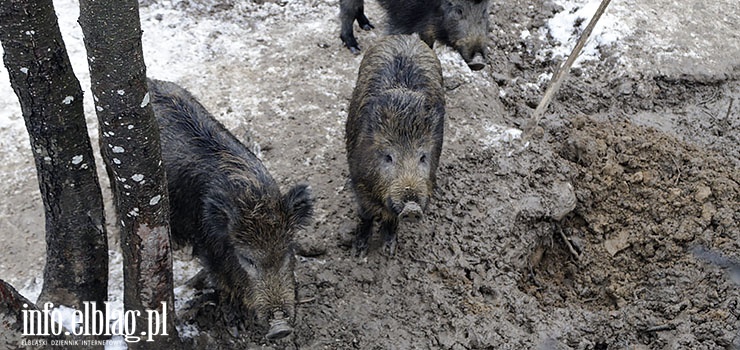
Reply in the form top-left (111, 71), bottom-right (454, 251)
top-left (148, 79), bottom-right (313, 340)
top-left (340, 0), bottom-right (489, 70)
top-left (345, 35), bottom-right (445, 257)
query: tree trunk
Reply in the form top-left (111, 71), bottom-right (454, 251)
top-left (0, 279), bottom-right (31, 348)
top-left (0, 0), bottom-right (108, 310)
top-left (0, 279), bottom-right (64, 349)
top-left (78, 0), bottom-right (179, 347)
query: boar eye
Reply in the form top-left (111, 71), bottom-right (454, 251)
top-left (454, 7), bottom-right (463, 17)
top-left (238, 255), bottom-right (259, 277)
top-left (384, 154), bottom-right (393, 163)
top-left (420, 154), bottom-right (427, 163)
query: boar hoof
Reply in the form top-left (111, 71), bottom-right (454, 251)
top-left (352, 243), bottom-right (368, 259)
top-left (348, 46), bottom-right (361, 55)
top-left (383, 237), bottom-right (397, 257)
top-left (266, 318), bottom-right (292, 340)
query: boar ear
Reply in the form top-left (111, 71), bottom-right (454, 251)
top-left (202, 196), bottom-right (234, 253)
top-left (284, 184), bottom-right (314, 229)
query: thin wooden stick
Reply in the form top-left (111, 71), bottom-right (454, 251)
top-left (524, 0), bottom-right (613, 136)
top-left (641, 324), bottom-right (676, 333)
top-left (725, 98), bottom-right (734, 120)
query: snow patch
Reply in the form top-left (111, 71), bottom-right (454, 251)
top-left (140, 92), bottom-right (150, 108)
top-left (20, 67), bottom-right (28, 74)
top-left (62, 96), bottom-right (74, 104)
top-left (71, 155), bottom-right (83, 164)
top-left (131, 174), bottom-right (144, 182)
top-left (111, 146), bottom-right (125, 153)
top-left (172, 258), bottom-right (202, 314)
top-left (113, 158), bottom-right (121, 165)
top-left (18, 276), bottom-right (43, 303)
top-left (52, 304), bottom-right (83, 334)
top-left (104, 336), bottom-right (128, 350)
top-left (176, 322), bottom-right (201, 340)
top-left (538, 72), bottom-right (553, 85)
top-left (117, 89), bottom-right (125, 95)
top-left (480, 124), bottom-right (523, 148)
top-left (149, 195), bottom-right (161, 206)
top-left (541, 0), bottom-right (632, 64)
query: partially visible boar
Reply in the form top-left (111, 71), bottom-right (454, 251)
top-left (339, 0), bottom-right (489, 70)
top-left (345, 35), bottom-right (445, 257)
top-left (148, 79), bottom-right (314, 340)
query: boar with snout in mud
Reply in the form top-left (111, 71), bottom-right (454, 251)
top-left (345, 35), bottom-right (445, 257)
top-left (340, 0), bottom-right (490, 70)
top-left (148, 79), bottom-right (314, 340)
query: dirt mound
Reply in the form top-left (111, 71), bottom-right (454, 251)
top-left (525, 115), bottom-right (739, 348)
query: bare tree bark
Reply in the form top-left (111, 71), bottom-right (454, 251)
top-left (78, 0), bottom-right (179, 347)
top-left (1, 279), bottom-right (35, 348)
top-left (1, 279), bottom-right (72, 350)
top-left (0, 0), bottom-right (108, 310)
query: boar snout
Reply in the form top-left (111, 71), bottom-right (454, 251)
top-left (399, 201), bottom-right (423, 223)
top-left (266, 311), bottom-right (293, 340)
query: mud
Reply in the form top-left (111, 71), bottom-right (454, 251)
top-left (0, 0), bottom-right (737, 349)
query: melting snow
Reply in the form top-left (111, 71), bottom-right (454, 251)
top-left (52, 304), bottom-right (83, 334)
top-left (541, 0), bottom-right (632, 64)
top-left (140, 92), bottom-right (150, 108)
top-left (480, 124), bottom-right (523, 148)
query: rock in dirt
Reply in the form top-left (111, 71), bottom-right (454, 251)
top-left (694, 185), bottom-right (712, 202)
top-left (550, 181), bottom-right (576, 221)
top-left (604, 230), bottom-right (631, 256)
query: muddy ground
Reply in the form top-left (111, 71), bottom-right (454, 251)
top-left (0, 0), bottom-right (738, 349)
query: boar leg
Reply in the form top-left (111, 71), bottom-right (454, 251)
top-left (356, 6), bottom-right (374, 31)
top-left (340, 0), bottom-right (374, 54)
top-left (380, 217), bottom-right (399, 256)
top-left (353, 210), bottom-right (374, 258)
